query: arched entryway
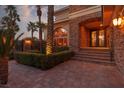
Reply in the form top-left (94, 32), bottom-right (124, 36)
top-left (54, 27), bottom-right (69, 46)
top-left (79, 17), bottom-right (110, 48)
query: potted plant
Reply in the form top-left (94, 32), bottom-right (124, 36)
top-left (0, 29), bottom-right (23, 84)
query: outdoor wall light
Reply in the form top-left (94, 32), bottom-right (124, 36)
top-left (25, 40), bottom-right (32, 45)
top-left (112, 17), bottom-right (122, 27)
top-left (100, 23), bottom-right (103, 27)
top-left (2, 36), bottom-right (6, 44)
top-left (113, 7), bottom-right (124, 28)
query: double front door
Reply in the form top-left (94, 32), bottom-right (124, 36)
top-left (91, 30), bottom-right (105, 47)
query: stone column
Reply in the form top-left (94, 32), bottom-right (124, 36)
top-left (113, 27), bottom-right (124, 74)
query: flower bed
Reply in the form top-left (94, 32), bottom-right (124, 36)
top-left (15, 50), bottom-right (74, 70)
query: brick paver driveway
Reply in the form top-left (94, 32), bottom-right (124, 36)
top-left (1, 60), bottom-right (124, 88)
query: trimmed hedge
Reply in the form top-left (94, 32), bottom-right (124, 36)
top-left (26, 50), bottom-right (41, 53)
top-left (15, 50), bottom-right (74, 70)
top-left (53, 46), bottom-right (69, 53)
top-left (9, 52), bottom-right (14, 60)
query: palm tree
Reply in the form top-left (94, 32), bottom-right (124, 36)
top-left (0, 5), bottom-right (22, 84)
top-left (1, 5), bottom-right (20, 49)
top-left (36, 22), bottom-right (47, 32)
top-left (36, 5), bottom-right (42, 52)
top-left (27, 22), bottom-right (37, 39)
top-left (46, 5), bottom-right (54, 55)
top-left (0, 29), bottom-right (23, 84)
top-left (27, 21), bottom-right (38, 49)
top-left (1, 5), bottom-right (20, 54)
top-left (2, 5), bottom-right (20, 33)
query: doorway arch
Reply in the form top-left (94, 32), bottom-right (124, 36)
top-left (79, 17), bottom-right (109, 48)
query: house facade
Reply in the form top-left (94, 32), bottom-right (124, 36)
top-left (54, 5), bottom-right (124, 74)
top-left (54, 5), bottom-right (110, 50)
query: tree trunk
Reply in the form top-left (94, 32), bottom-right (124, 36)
top-left (31, 30), bottom-right (33, 50)
top-left (0, 57), bottom-right (8, 84)
top-left (37, 5), bottom-right (42, 53)
top-left (39, 15), bottom-right (42, 53)
top-left (46, 5), bottom-right (54, 55)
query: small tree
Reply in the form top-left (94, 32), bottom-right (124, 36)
top-left (27, 21), bottom-right (38, 50)
top-left (36, 22), bottom-right (47, 30)
top-left (0, 29), bottom-right (23, 58)
top-left (0, 29), bottom-right (23, 84)
top-left (36, 22), bottom-right (47, 36)
top-left (1, 5), bottom-right (21, 56)
top-left (27, 21), bottom-right (38, 39)
top-left (1, 5), bottom-right (20, 34)
top-left (0, 5), bottom-right (23, 84)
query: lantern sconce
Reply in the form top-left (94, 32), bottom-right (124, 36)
top-left (112, 7), bottom-right (124, 28)
top-left (2, 36), bottom-right (6, 44)
top-left (24, 40), bottom-right (32, 45)
top-left (112, 17), bottom-right (123, 27)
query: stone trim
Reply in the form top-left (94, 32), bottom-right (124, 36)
top-left (54, 6), bottom-right (69, 15)
top-left (55, 6), bottom-right (101, 24)
top-left (54, 18), bottom-right (69, 24)
top-left (69, 6), bottom-right (101, 19)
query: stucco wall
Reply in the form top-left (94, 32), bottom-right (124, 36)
top-left (80, 26), bottom-right (87, 47)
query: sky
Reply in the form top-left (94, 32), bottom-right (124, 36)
top-left (0, 5), bottom-right (67, 40)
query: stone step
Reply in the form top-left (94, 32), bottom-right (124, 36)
top-left (74, 55), bottom-right (111, 60)
top-left (72, 57), bottom-right (115, 64)
top-left (79, 50), bottom-right (111, 54)
top-left (72, 48), bottom-right (114, 64)
top-left (80, 48), bottom-right (111, 52)
top-left (77, 52), bottom-right (111, 57)
top-left (80, 47), bottom-right (110, 50)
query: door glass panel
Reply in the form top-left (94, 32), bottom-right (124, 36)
top-left (99, 30), bottom-right (104, 47)
top-left (91, 31), bottom-right (97, 47)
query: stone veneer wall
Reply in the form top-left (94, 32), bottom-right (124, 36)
top-left (69, 12), bottom-right (101, 51)
top-left (106, 28), bottom-right (111, 47)
top-left (113, 27), bottom-right (124, 74)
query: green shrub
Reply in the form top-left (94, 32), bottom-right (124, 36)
top-left (9, 51), bottom-right (14, 60)
top-left (54, 46), bottom-right (69, 53)
top-left (30, 40), bottom-right (46, 54)
top-left (15, 52), bottom-right (38, 68)
top-left (15, 50), bottom-right (75, 70)
top-left (27, 50), bottom-right (41, 53)
top-left (41, 40), bottom-right (46, 54)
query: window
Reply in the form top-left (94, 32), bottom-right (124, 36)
top-left (54, 28), bottom-right (68, 46)
top-left (91, 30), bottom-right (105, 47)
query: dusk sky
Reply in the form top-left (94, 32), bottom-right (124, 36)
top-left (0, 5), bottom-right (67, 40)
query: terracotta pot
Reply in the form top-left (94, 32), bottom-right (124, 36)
top-left (0, 57), bottom-right (8, 84)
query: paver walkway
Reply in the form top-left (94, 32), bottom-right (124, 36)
top-left (1, 60), bottom-right (124, 88)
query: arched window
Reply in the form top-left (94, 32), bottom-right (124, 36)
top-left (54, 28), bottom-right (68, 46)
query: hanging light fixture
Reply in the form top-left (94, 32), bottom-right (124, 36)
top-left (100, 5), bottom-right (104, 27)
